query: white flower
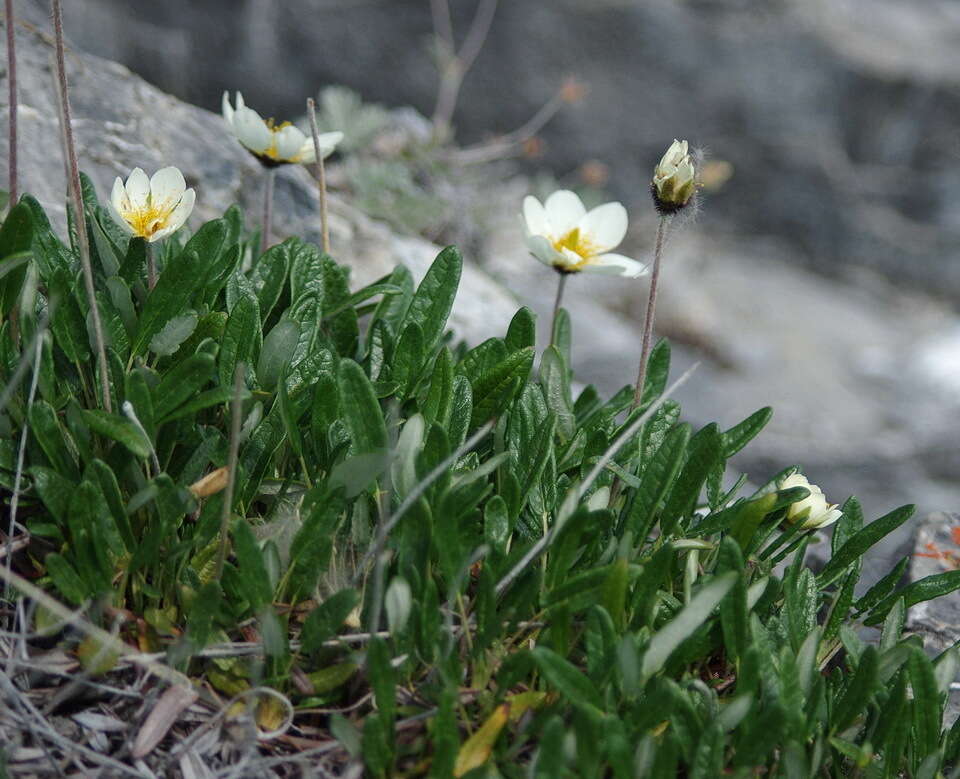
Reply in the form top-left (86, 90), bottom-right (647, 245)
top-left (780, 473), bottom-right (843, 530)
top-left (652, 139), bottom-right (696, 212)
top-left (107, 167), bottom-right (195, 243)
top-left (521, 190), bottom-right (646, 277)
top-left (222, 91), bottom-right (343, 166)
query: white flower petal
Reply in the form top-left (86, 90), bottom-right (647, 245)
top-left (579, 201), bottom-right (628, 252)
top-left (296, 130), bottom-right (344, 163)
top-left (582, 252), bottom-right (648, 278)
top-left (233, 107), bottom-right (272, 154)
top-left (525, 234), bottom-right (563, 267)
top-left (106, 194), bottom-right (133, 236)
top-left (165, 187), bottom-right (195, 233)
top-left (149, 167), bottom-right (186, 209)
top-left (543, 190), bottom-right (586, 235)
top-left (274, 125), bottom-right (307, 161)
top-left (110, 177), bottom-right (128, 214)
top-left (235, 91), bottom-right (246, 111)
top-left (124, 167), bottom-right (150, 211)
top-left (522, 196), bottom-right (549, 238)
top-left (559, 247), bottom-right (584, 268)
top-left (221, 91), bottom-right (234, 126)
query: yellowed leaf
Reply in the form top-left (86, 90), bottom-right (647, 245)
top-left (454, 703), bottom-right (510, 777)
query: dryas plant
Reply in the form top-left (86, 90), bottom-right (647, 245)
top-left (3, 183), bottom-right (960, 777)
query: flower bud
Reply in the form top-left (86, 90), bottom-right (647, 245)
top-left (651, 139), bottom-right (697, 214)
top-left (779, 473), bottom-right (843, 530)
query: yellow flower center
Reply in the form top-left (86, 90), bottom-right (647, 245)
top-left (261, 118), bottom-right (295, 161)
top-left (551, 227), bottom-right (598, 269)
top-left (124, 199), bottom-right (178, 239)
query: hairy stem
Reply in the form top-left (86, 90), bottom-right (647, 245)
top-left (550, 271), bottom-right (567, 347)
top-left (632, 215), bottom-right (669, 409)
top-left (145, 240), bottom-right (157, 290)
top-left (260, 167), bottom-right (275, 256)
top-left (52, 0), bottom-right (111, 412)
top-left (306, 97), bottom-right (330, 255)
top-left (214, 363), bottom-right (245, 581)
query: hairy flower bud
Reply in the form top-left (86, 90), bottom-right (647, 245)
top-left (652, 139), bottom-right (697, 214)
top-left (780, 473), bottom-right (843, 530)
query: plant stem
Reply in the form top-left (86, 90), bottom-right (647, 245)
top-left (3, 315), bottom-right (41, 595)
top-left (145, 240), bottom-right (157, 290)
top-left (632, 215), bottom-right (669, 410)
top-left (306, 97), bottom-right (330, 255)
top-left (214, 363), bottom-right (245, 582)
top-left (550, 271), bottom-right (567, 347)
top-left (260, 167), bottom-right (275, 256)
top-left (52, 0), bottom-right (111, 412)
top-left (5, 0), bottom-right (17, 207)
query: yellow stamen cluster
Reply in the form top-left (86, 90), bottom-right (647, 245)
top-left (552, 227), bottom-right (599, 269)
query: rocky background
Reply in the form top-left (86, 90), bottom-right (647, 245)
top-left (5, 0), bottom-right (960, 588)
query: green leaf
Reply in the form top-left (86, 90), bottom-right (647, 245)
top-left (404, 245), bottom-right (461, 350)
top-left (81, 410), bottom-right (151, 459)
top-left (539, 346), bottom-right (575, 440)
top-left (0, 202), bottom-right (33, 315)
top-left (832, 645), bottom-right (877, 733)
top-left (908, 647), bottom-right (941, 759)
top-left (530, 646), bottom-right (603, 711)
top-left (639, 339), bottom-right (670, 407)
top-left (153, 353), bottom-right (216, 421)
top-left (865, 569), bottom-right (960, 626)
top-left (148, 311), bottom-right (198, 356)
top-left (467, 346), bottom-right (534, 428)
top-left (337, 360), bottom-right (386, 455)
top-left (854, 556), bottom-right (908, 615)
top-left (660, 424), bottom-right (722, 535)
top-left (219, 292), bottom-right (260, 388)
top-left (28, 400), bottom-right (78, 479)
top-left (251, 240), bottom-right (292, 322)
top-left (133, 221), bottom-right (226, 355)
top-left (626, 423), bottom-right (690, 541)
top-left (301, 588), bottom-right (360, 654)
top-left (44, 553), bottom-right (88, 605)
top-left (390, 321), bottom-right (424, 397)
top-left (641, 572), bottom-right (736, 681)
top-left (288, 238), bottom-right (323, 302)
top-left (367, 636), bottom-right (397, 728)
top-left (231, 520), bottom-right (272, 611)
top-left (817, 504), bottom-right (915, 588)
top-left (722, 407), bottom-right (772, 458)
top-left (505, 306), bottom-right (536, 352)
top-left (160, 385), bottom-right (249, 425)
top-left (258, 319), bottom-right (299, 391)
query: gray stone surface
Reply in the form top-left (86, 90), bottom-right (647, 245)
top-left (43, 0), bottom-right (960, 297)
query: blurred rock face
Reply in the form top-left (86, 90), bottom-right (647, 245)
top-left (53, 0), bottom-right (960, 293)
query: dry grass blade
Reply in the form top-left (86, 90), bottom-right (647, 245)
top-left (132, 683), bottom-right (200, 759)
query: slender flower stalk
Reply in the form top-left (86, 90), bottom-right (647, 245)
top-left (214, 363), bottom-right (245, 582)
top-left (260, 167), bottom-right (275, 256)
top-left (550, 272), bottom-right (567, 346)
top-left (632, 215), bottom-right (669, 408)
top-left (306, 97), bottom-right (330, 255)
top-left (5, 0), bottom-right (17, 206)
top-left (52, 0), bottom-right (111, 412)
top-left (632, 139), bottom-right (698, 409)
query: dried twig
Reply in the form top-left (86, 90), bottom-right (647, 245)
top-left (51, 0), bottom-right (111, 412)
top-left (5, 0), bottom-right (17, 205)
top-left (431, 0), bottom-right (498, 141)
top-left (306, 97), bottom-right (331, 255)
